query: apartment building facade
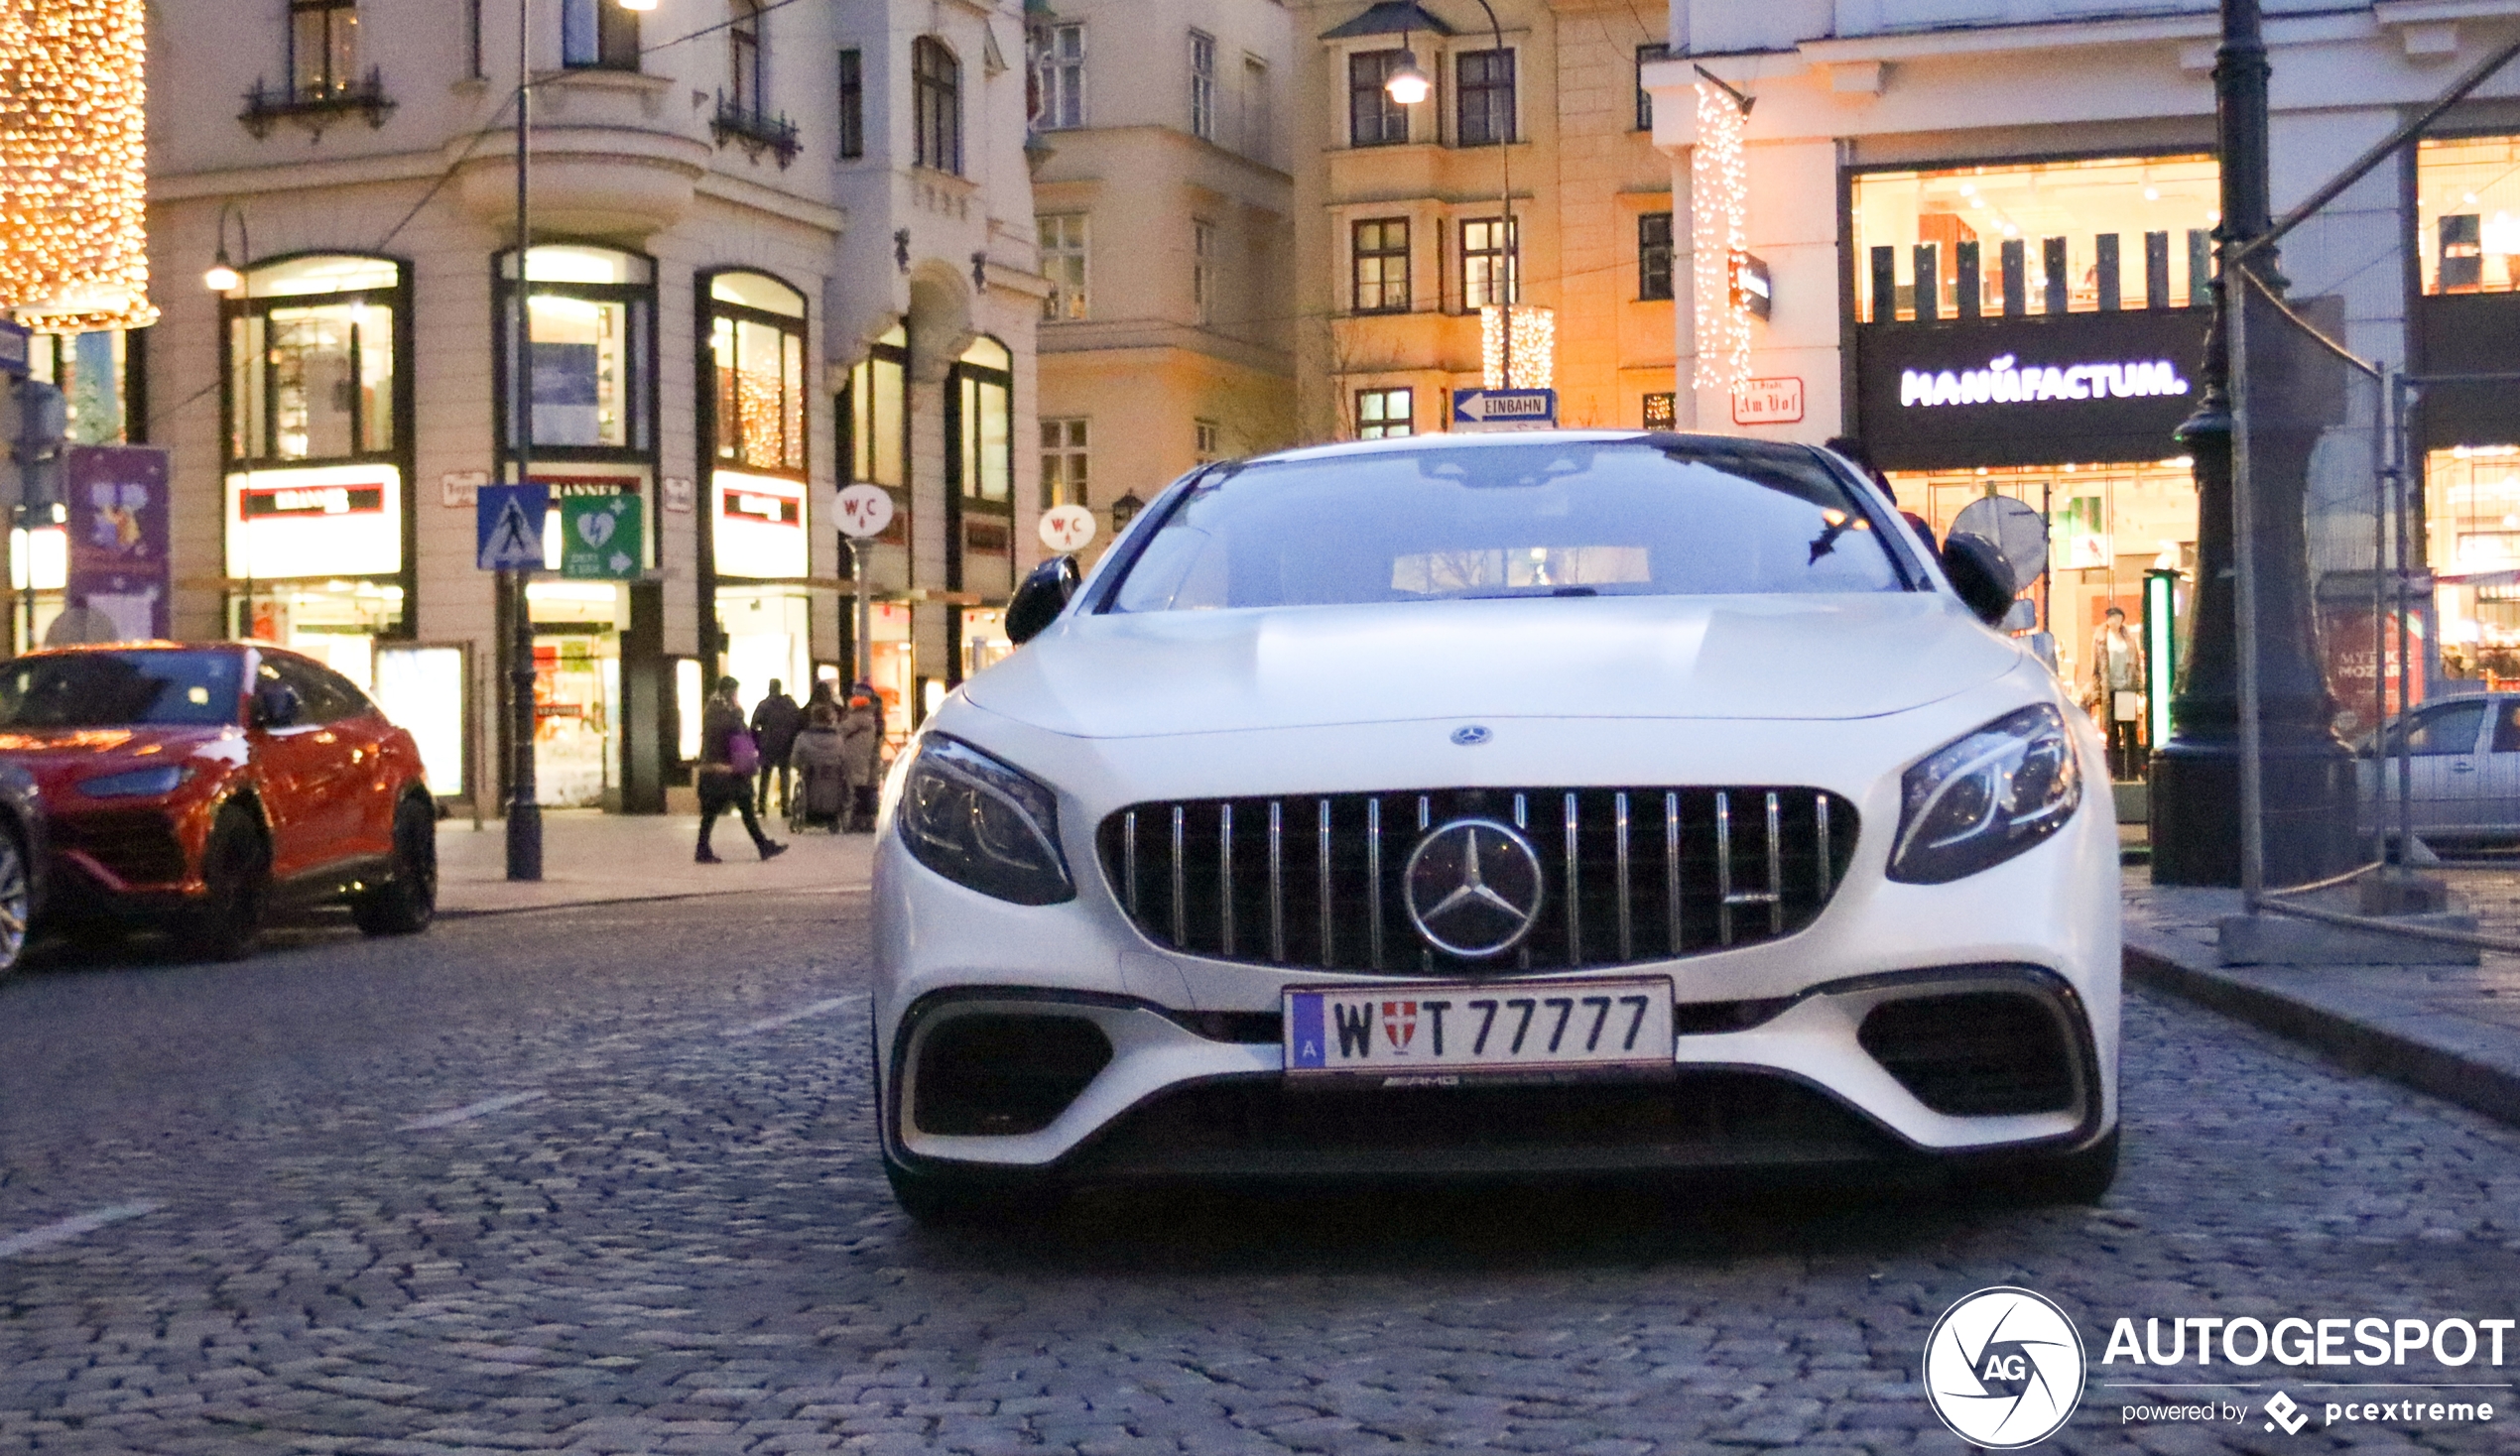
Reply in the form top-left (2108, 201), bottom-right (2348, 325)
top-left (134, 0), bottom-right (1042, 814)
top-left (1028, 0), bottom-right (1297, 550)
top-left (1291, 0), bottom-right (1675, 443)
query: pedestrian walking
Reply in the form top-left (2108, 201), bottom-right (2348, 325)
top-left (840, 691), bottom-right (885, 833)
top-left (2091, 606), bottom-right (2145, 780)
top-left (750, 678), bottom-right (804, 816)
top-left (696, 675), bottom-right (786, 864)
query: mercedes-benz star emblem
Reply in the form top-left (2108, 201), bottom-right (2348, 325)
top-left (1450, 725), bottom-right (1491, 746)
top-left (1403, 818), bottom-right (1546, 958)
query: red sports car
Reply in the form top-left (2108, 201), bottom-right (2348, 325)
top-left (0, 643), bottom-right (437, 959)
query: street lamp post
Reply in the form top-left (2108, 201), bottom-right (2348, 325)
top-left (503, 0), bottom-right (652, 882)
top-left (204, 206), bottom-right (257, 644)
top-left (2147, 0), bottom-right (2354, 888)
top-left (1386, 3), bottom-right (1515, 384)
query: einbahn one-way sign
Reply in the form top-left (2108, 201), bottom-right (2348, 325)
top-left (1451, 388), bottom-right (1557, 430)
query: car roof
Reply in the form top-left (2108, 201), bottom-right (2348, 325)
top-left (1248, 429), bottom-right (1827, 467)
top-left (17, 641), bottom-right (252, 657)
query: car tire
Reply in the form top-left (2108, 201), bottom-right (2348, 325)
top-left (182, 803), bottom-right (268, 963)
top-left (1962, 1128), bottom-right (2120, 1207)
top-left (0, 823), bottom-right (30, 983)
top-left (881, 1147), bottom-right (1066, 1228)
top-left (352, 794), bottom-right (438, 936)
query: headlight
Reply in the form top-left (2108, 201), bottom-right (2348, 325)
top-left (79, 765), bottom-right (191, 798)
top-left (895, 735), bottom-right (1074, 906)
top-left (1888, 704), bottom-right (2081, 885)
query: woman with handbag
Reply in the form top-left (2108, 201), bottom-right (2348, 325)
top-left (695, 675), bottom-right (787, 864)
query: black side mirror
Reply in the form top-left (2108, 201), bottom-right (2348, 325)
top-left (251, 681), bottom-right (302, 730)
top-left (1942, 533), bottom-right (2019, 628)
top-left (1006, 554), bottom-right (1081, 645)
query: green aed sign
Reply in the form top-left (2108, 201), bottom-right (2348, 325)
top-left (560, 493), bottom-right (643, 580)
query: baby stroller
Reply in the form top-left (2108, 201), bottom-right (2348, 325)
top-left (789, 762), bottom-right (850, 834)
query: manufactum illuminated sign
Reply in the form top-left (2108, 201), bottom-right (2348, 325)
top-left (1900, 354), bottom-right (2190, 409)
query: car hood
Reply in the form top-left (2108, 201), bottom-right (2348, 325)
top-left (962, 593), bottom-right (2025, 738)
top-left (0, 724), bottom-right (242, 781)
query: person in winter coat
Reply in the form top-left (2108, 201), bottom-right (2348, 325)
top-left (839, 693), bottom-right (886, 832)
top-left (750, 679), bottom-right (804, 815)
top-left (789, 702), bottom-right (848, 827)
top-left (697, 675), bottom-right (786, 864)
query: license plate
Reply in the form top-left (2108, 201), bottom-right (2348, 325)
top-left (1284, 977), bottom-right (1676, 1083)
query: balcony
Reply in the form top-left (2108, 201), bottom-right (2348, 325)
top-left (240, 69), bottom-right (396, 140)
top-left (710, 96), bottom-right (801, 168)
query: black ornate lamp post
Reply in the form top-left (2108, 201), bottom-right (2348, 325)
top-left (2148, 0), bottom-right (2354, 888)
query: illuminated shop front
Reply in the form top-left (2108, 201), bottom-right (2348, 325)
top-left (703, 270), bottom-right (817, 707)
top-left (218, 253), bottom-right (414, 680)
top-left (493, 244), bottom-right (665, 810)
top-left (1850, 155), bottom-right (2213, 711)
top-left (949, 336), bottom-right (1016, 684)
top-left (2414, 138), bottom-right (2520, 691)
top-left (837, 325), bottom-right (912, 738)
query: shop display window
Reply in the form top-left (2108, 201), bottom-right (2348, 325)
top-left (25, 329), bottom-right (131, 445)
top-left (839, 325), bottom-right (910, 596)
top-left (225, 254), bottom-right (403, 466)
top-left (496, 245), bottom-right (655, 455)
top-left (954, 336), bottom-right (1012, 504)
top-left (1853, 155), bottom-right (2217, 323)
top-left (708, 271), bottom-right (808, 476)
top-left (2416, 137), bottom-right (2520, 295)
top-left (2428, 446), bottom-right (2520, 683)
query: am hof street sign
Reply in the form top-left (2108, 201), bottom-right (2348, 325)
top-left (1731, 377), bottom-right (1805, 426)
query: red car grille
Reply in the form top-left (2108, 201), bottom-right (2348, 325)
top-left (56, 810), bottom-right (188, 887)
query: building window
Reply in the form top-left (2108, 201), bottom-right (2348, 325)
top-left (1638, 212), bottom-right (1674, 301)
top-left (914, 37), bottom-right (962, 175)
top-left (1642, 392), bottom-right (1676, 429)
top-left (837, 49), bottom-right (864, 158)
top-left (1242, 57), bottom-right (1271, 162)
top-left (1191, 31), bottom-right (1217, 140)
top-left (2417, 136), bottom-right (2520, 295)
top-left (843, 325), bottom-right (908, 490)
top-left (728, 0), bottom-right (766, 116)
top-left (1037, 23), bottom-right (1085, 131)
top-left (225, 254), bottom-right (402, 465)
top-left (1851, 154), bottom-right (2217, 321)
top-left (495, 245), bottom-right (658, 455)
top-left (1462, 217), bottom-right (1517, 309)
top-left (1348, 51), bottom-right (1408, 148)
top-left (1635, 44), bottom-right (1668, 132)
top-left (562, 0), bottom-right (639, 69)
top-left (1193, 220), bottom-right (1217, 325)
top-left (707, 271), bottom-right (808, 475)
top-left (1356, 387), bottom-right (1412, 439)
top-left (1041, 419), bottom-right (1088, 508)
top-left (953, 338), bottom-right (1014, 505)
top-left (1195, 419), bottom-right (1220, 462)
top-left (1040, 213), bottom-right (1088, 320)
top-left (1456, 49), bottom-right (1514, 147)
top-left (290, 0), bottom-right (359, 101)
top-left (1351, 218), bottom-right (1410, 313)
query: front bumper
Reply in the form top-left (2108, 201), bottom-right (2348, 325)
top-left (872, 684), bottom-right (2122, 1185)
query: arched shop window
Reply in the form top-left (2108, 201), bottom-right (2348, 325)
top-left (952, 335), bottom-right (1012, 509)
top-left (838, 323), bottom-right (910, 593)
top-left (494, 244), bottom-right (656, 454)
top-left (218, 253), bottom-right (414, 684)
top-left (709, 271), bottom-right (808, 475)
top-left (224, 254), bottom-right (402, 468)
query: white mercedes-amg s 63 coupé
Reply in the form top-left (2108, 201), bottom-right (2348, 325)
top-left (869, 430), bottom-right (2119, 1222)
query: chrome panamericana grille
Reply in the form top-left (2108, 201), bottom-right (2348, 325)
top-left (1096, 788), bottom-right (1857, 975)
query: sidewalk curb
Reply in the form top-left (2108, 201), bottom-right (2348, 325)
top-left (437, 883), bottom-right (869, 920)
top-left (2124, 924), bottom-right (2520, 1131)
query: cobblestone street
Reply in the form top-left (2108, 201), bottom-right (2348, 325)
top-left (5, 884), bottom-right (2520, 1455)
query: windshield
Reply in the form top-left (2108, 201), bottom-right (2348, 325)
top-left (1103, 439), bottom-right (1911, 613)
top-left (0, 651), bottom-right (244, 728)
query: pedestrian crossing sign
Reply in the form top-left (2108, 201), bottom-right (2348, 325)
top-left (476, 484), bottom-right (549, 570)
